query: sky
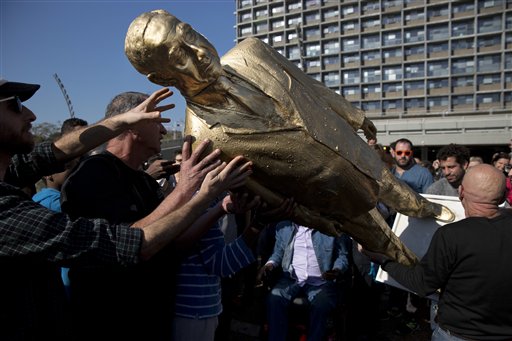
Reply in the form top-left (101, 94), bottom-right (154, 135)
top-left (0, 0), bottom-right (237, 131)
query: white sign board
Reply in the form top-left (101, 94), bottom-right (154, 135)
top-left (375, 194), bottom-right (465, 296)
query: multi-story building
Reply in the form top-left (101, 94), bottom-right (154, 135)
top-left (235, 0), bottom-right (512, 160)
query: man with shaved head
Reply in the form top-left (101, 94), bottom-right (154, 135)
top-left (366, 164), bottom-right (512, 340)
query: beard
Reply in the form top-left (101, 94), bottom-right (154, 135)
top-left (0, 131), bottom-right (35, 156)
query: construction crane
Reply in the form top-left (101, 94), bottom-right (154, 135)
top-left (53, 73), bottom-right (75, 118)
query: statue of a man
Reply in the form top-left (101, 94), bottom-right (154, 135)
top-left (125, 10), bottom-right (453, 265)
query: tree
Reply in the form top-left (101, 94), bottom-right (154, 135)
top-left (32, 122), bottom-right (61, 144)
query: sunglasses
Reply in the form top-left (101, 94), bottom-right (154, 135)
top-left (0, 96), bottom-right (23, 113)
top-left (395, 150), bottom-right (412, 157)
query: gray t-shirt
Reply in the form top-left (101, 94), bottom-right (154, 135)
top-left (425, 177), bottom-right (458, 197)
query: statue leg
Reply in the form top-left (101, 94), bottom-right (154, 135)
top-left (378, 168), bottom-right (454, 222)
top-left (345, 208), bottom-right (418, 266)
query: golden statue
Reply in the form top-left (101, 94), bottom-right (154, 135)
top-left (125, 10), bottom-right (454, 265)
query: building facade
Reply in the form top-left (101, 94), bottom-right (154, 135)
top-left (235, 0), bottom-right (512, 160)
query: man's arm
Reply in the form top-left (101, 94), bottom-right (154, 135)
top-left (136, 156), bottom-right (253, 260)
top-left (52, 88), bottom-right (174, 162)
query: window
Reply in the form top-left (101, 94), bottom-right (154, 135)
top-left (428, 5), bottom-right (449, 18)
top-left (288, 16), bottom-right (302, 26)
top-left (322, 7), bottom-right (340, 20)
top-left (306, 59), bottom-right (321, 68)
top-left (361, 101), bottom-right (381, 111)
top-left (310, 73), bottom-right (321, 82)
top-left (478, 74), bottom-right (500, 85)
top-left (288, 32), bottom-right (298, 41)
top-left (363, 1), bottom-right (380, 13)
top-left (383, 100), bottom-right (402, 110)
top-left (452, 20), bottom-right (474, 36)
top-left (305, 44), bottom-right (321, 57)
top-left (405, 28), bottom-right (425, 43)
top-left (240, 26), bottom-right (252, 35)
top-left (288, 2), bottom-right (302, 11)
top-left (478, 0), bottom-right (500, 10)
top-left (383, 31), bottom-right (402, 46)
top-left (272, 20), bottom-right (285, 30)
top-left (341, 6), bottom-right (355, 16)
top-left (383, 66), bottom-right (403, 81)
top-left (343, 70), bottom-right (360, 84)
top-left (343, 54), bottom-right (359, 64)
top-left (383, 48), bottom-right (402, 58)
top-left (477, 55), bottom-right (501, 72)
top-left (240, 0), bottom-right (252, 8)
top-left (507, 13), bottom-right (512, 30)
top-left (240, 12), bottom-right (252, 22)
top-left (405, 9), bottom-right (424, 22)
top-left (428, 61), bottom-right (449, 77)
top-left (453, 76), bottom-right (474, 87)
top-left (271, 5), bottom-right (284, 15)
top-left (305, 12), bottom-right (320, 24)
top-left (405, 63), bottom-right (425, 78)
top-left (384, 83), bottom-right (403, 92)
top-left (305, 0), bottom-right (321, 8)
top-left (428, 79), bottom-right (449, 89)
top-left (363, 84), bottom-right (382, 94)
top-left (405, 81), bottom-right (424, 91)
top-left (478, 15), bottom-right (502, 33)
top-left (305, 27), bottom-right (320, 39)
top-left (405, 45), bottom-right (425, 57)
top-left (452, 95), bottom-right (473, 105)
top-left (323, 40), bottom-right (340, 54)
top-left (324, 72), bottom-right (340, 87)
top-left (342, 21), bottom-right (357, 32)
top-left (428, 42), bottom-right (448, 54)
top-left (342, 37), bottom-right (359, 51)
top-left (506, 53), bottom-right (512, 69)
top-left (323, 56), bottom-right (339, 66)
top-left (405, 98), bottom-right (425, 109)
top-left (324, 24), bottom-right (339, 35)
top-left (428, 96), bottom-right (449, 107)
top-left (363, 68), bottom-right (382, 83)
top-left (477, 93), bottom-right (500, 104)
top-left (362, 50), bottom-right (380, 62)
top-left (452, 38), bottom-right (474, 50)
top-left (362, 17), bottom-right (380, 29)
top-left (453, 1), bottom-right (474, 14)
top-left (452, 58), bottom-right (475, 74)
top-left (272, 34), bottom-right (283, 43)
top-left (255, 8), bottom-right (268, 18)
top-left (288, 46), bottom-right (300, 59)
top-left (383, 14), bottom-right (401, 26)
top-left (478, 35), bottom-right (501, 48)
top-left (343, 86), bottom-right (360, 96)
top-left (362, 34), bottom-right (380, 49)
top-left (428, 24), bottom-right (449, 40)
top-left (255, 22), bottom-right (268, 33)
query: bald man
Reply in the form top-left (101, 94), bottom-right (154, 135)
top-left (366, 164), bottom-right (512, 340)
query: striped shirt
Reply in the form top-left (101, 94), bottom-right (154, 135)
top-left (174, 218), bottom-right (255, 318)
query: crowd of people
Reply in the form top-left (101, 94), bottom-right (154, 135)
top-left (2, 9), bottom-right (512, 340)
top-left (1, 77), bottom-right (511, 341)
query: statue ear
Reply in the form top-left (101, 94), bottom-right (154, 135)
top-left (147, 72), bottom-right (177, 87)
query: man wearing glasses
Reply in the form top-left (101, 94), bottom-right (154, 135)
top-left (391, 138), bottom-right (434, 194)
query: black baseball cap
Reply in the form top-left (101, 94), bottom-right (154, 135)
top-left (0, 79), bottom-right (40, 102)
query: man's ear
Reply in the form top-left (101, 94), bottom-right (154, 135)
top-left (462, 161), bottom-right (469, 170)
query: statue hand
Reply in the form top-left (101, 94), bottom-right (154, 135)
top-left (361, 117), bottom-right (377, 141)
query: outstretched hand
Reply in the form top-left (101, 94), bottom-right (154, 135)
top-left (221, 191), bottom-right (261, 215)
top-left (198, 155), bottom-right (253, 202)
top-left (117, 88), bottom-right (175, 126)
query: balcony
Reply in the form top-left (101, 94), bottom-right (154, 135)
top-left (452, 85), bottom-right (474, 94)
top-left (428, 86), bottom-right (449, 95)
top-left (405, 89), bottom-right (424, 96)
top-left (363, 92), bottom-right (381, 100)
top-left (406, 53), bottom-right (425, 61)
top-left (478, 83), bottom-right (501, 91)
top-left (453, 48), bottom-right (474, 56)
top-left (429, 50), bottom-right (449, 59)
top-left (478, 44), bottom-right (501, 53)
top-left (383, 91), bottom-right (403, 98)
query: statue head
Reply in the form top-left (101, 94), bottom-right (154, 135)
top-left (125, 10), bottom-right (222, 97)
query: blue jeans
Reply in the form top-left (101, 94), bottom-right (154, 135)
top-left (432, 326), bottom-right (473, 341)
top-left (266, 276), bottom-right (338, 341)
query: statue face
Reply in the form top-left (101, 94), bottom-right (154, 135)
top-left (126, 10), bottom-right (222, 97)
